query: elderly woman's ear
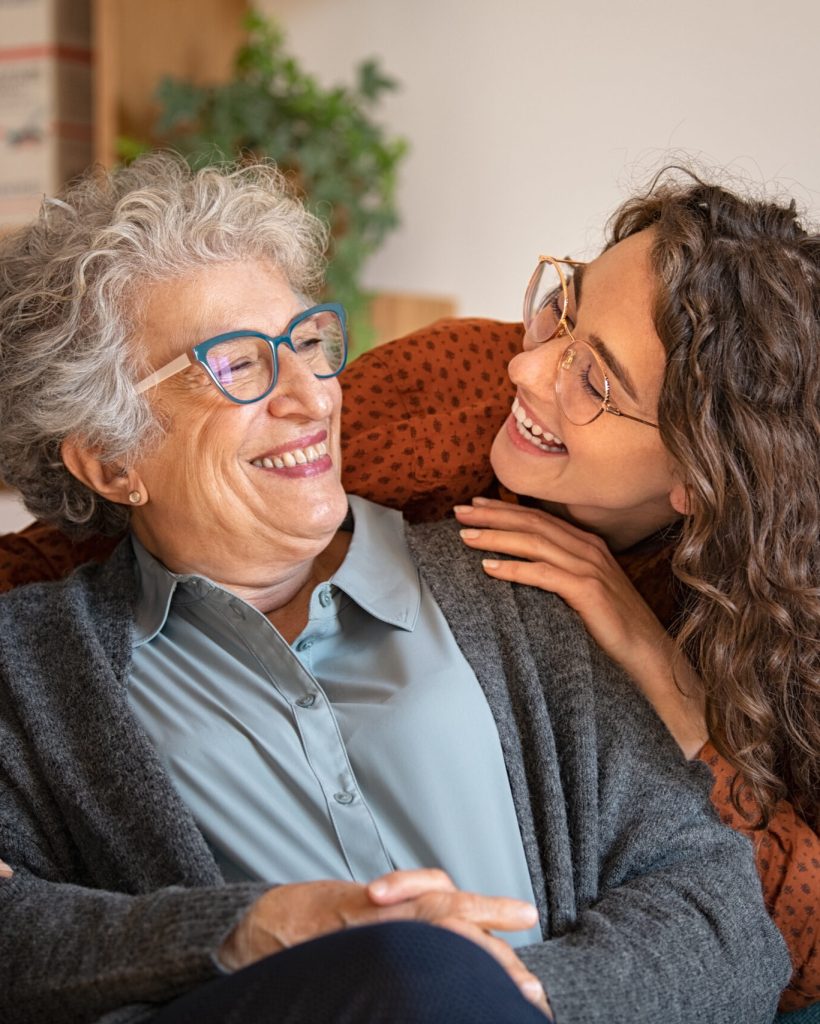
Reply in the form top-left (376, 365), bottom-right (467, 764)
top-left (61, 439), bottom-right (148, 507)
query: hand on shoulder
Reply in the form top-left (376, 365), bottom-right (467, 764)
top-left (455, 498), bottom-right (708, 757)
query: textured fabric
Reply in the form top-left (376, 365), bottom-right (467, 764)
top-left (339, 317), bottom-right (521, 521)
top-left (701, 740), bottom-right (820, 1013)
top-left (775, 1007), bottom-right (820, 1024)
top-left (150, 922), bottom-right (549, 1024)
top-left (0, 521), bottom-right (789, 1024)
top-left (129, 498), bottom-right (539, 945)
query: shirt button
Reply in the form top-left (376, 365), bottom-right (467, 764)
top-left (318, 586), bottom-right (333, 608)
top-left (295, 694), bottom-right (316, 708)
top-left (296, 638), bottom-right (314, 652)
top-left (334, 791), bottom-right (355, 805)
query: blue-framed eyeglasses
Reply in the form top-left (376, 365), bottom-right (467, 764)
top-left (135, 302), bottom-right (348, 405)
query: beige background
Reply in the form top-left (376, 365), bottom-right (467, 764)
top-left (2, 0), bottom-right (818, 534)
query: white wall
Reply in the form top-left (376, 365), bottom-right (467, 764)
top-left (259, 0), bottom-right (819, 319)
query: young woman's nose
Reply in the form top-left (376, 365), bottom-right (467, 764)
top-left (507, 341), bottom-right (560, 397)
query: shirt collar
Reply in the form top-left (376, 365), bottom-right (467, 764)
top-left (331, 494), bottom-right (420, 631)
top-left (131, 494), bottom-right (420, 647)
top-left (131, 535), bottom-right (203, 646)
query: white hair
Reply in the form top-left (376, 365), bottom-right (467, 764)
top-left (0, 152), bottom-right (329, 535)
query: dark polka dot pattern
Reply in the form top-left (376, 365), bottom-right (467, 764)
top-left (701, 742), bottom-right (819, 1012)
top-left (339, 318), bottom-right (521, 521)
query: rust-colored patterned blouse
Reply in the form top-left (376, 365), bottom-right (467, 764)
top-left (0, 317), bottom-right (816, 1010)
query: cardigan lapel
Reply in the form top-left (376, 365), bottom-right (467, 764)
top-left (406, 519), bottom-right (582, 935)
top-left (2, 541), bottom-right (222, 893)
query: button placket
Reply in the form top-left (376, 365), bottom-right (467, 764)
top-left (215, 590), bottom-right (391, 882)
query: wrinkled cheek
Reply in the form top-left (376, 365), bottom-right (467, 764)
top-left (141, 420), bottom-right (227, 509)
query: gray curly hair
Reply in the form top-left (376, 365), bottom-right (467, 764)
top-left (0, 152), bottom-right (329, 537)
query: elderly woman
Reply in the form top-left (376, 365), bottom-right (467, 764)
top-left (0, 155), bottom-right (788, 1024)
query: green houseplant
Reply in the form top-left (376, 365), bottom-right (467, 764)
top-left (134, 11), bottom-right (408, 352)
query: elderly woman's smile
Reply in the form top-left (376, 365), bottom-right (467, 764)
top-left (120, 259), bottom-right (348, 595)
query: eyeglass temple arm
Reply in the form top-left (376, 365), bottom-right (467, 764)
top-left (605, 404), bottom-right (659, 429)
top-left (536, 255), bottom-right (587, 267)
top-left (135, 353), bottom-right (194, 394)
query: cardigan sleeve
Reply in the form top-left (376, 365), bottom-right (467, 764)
top-left (513, 641), bottom-right (792, 1024)
top-left (698, 740), bottom-right (820, 1012)
top-left (0, 869), bottom-right (268, 1024)
top-left (0, 561), bottom-right (271, 1024)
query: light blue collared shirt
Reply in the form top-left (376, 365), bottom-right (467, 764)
top-left (128, 495), bottom-right (540, 945)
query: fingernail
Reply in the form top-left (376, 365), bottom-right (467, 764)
top-left (0, 867), bottom-right (12, 879)
top-left (472, 496), bottom-right (490, 505)
top-left (369, 881), bottom-right (387, 897)
top-left (453, 505), bottom-right (473, 514)
top-left (522, 979), bottom-right (545, 1001)
top-left (460, 529), bottom-right (481, 540)
top-left (482, 559), bottom-right (500, 570)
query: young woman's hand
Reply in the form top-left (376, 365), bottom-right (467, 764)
top-left (455, 498), bottom-right (708, 757)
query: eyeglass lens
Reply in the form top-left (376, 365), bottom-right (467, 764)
top-left (556, 342), bottom-right (608, 424)
top-left (524, 258), bottom-right (568, 338)
top-left (524, 259), bottom-right (610, 425)
top-left (204, 309), bottom-right (345, 401)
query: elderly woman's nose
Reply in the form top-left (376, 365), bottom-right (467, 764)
top-left (266, 346), bottom-right (335, 415)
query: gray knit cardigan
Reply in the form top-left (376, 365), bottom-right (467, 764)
top-left (0, 520), bottom-right (789, 1024)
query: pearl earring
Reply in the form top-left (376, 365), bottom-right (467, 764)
top-left (128, 491), bottom-right (142, 505)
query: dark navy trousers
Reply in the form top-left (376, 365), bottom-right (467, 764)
top-left (152, 920), bottom-right (549, 1023)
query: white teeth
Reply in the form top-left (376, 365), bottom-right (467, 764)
top-left (511, 397), bottom-right (563, 447)
top-left (253, 441), bottom-right (330, 470)
top-left (516, 419), bottom-right (565, 452)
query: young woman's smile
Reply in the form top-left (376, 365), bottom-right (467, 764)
top-left (490, 229), bottom-right (683, 550)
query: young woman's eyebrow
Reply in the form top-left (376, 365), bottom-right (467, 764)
top-left (588, 333), bottom-right (639, 403)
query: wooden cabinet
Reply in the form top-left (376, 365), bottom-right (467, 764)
top-left (92, 0), bottom-right (248, 166)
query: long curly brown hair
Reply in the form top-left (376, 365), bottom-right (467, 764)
top-left (608, 170), bottom-right (820, 831)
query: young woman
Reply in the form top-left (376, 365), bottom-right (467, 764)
top-left (453, 172), bottom-right (819, 1010)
